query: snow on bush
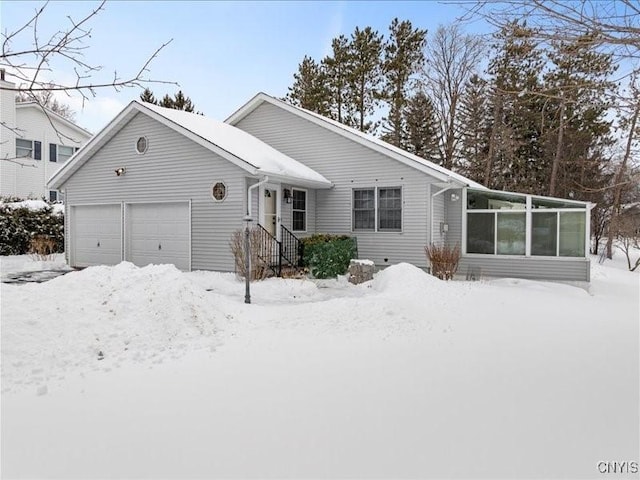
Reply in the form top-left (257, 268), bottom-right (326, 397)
top-left (1, 262), bottom-right (219, 393)
top-left (0, 201), bottom-right (64, 255)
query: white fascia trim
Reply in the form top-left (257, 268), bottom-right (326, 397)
top-left (48, 102), bottom-right (140, 189)
top-left (226, 93), bottom-right (484, 189)
top-left (49, 101), bottom-right (261, 189)
top-left (257, 172), bottom-right (332, 190)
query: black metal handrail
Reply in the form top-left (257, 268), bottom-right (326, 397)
top-left (255, 224), bottom-right (281, 276)
top-left (280, 225), bottom-right (303, 268)
top-left (254, 224), bottom-right (304, 276)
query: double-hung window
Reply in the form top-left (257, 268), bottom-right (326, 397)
top-left (352, 187), bottom-right (402, 232)
top-left (292, 189), bottom-right (307, 231)
top-left (16, 139), bottom-right (41, 160)
top-left (49, 144), bottom-right (75, 163)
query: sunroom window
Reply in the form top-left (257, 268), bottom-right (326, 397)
top-left (465, 189), bottom-right (587, 258)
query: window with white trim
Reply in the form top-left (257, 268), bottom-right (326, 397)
top-left (49, 144), bottom-right (75, 163)
top-left (465, 189), bottom-right (587, 257)
top-left (16, 139), bottom-right (41, 160)
top-left (352, 187), bottom-right (402, 232)
top-left (292, 188), bottom-right (306, 231)
top-left (378, 187), bottom-right (402, 231)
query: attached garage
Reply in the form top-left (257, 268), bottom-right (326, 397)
top-left (71, 204), bottom-right (122, 267)
top-left (125, 202), bottom-right (190, 271)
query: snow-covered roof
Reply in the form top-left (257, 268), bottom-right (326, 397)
top-left (49, 101), bottom-right (332, 190)
top-left (225, 93), bottom-right (487, 190)
top-left (141, 102), bottom-right (331, 187)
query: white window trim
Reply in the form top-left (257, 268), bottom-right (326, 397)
top-left (351, 186), bottom-right (403, 233)
top-left (16, 138), bottom-right (35, 159)
top-left (291, 187), bottom-right (307, 233)
top-left (463, 188), bottom-right (589, 259)
top-left (211, 181), bottom-right (228, 202)
top-left (135, 136), bottom-right (149, 155)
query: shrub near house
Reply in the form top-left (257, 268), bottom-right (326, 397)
top-left (0, 200), bottom-right (64, 255)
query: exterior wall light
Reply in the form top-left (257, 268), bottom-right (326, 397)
top-left (450, 193), bottom-right (460, 202)
top-left (283, 188), bottom-right (292, 204)
top-left (115, 167), bottom-right (126, 176)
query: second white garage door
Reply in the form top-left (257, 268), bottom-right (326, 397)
top-left (125, 202), bottom-right (190, 271)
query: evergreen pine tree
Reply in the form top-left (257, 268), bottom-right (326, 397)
top-left (347, 26), bottom-right (383, 133)
top-left (404, 91), bottom-right (439, 160)
top-left (542, 32), bottom-right (617, 198)
top-left (322, 35), bottom-right (352, 124)
top-left (285, 56), bottom-right (331, 115)
top-left (381, 18), bottom-right (427, 148)
top-left (487, 21), bottom-right (546, 193)
top-left (139, 88), bottom-right (158, 104)
top-left (459, 74), bottom-right (491, 184)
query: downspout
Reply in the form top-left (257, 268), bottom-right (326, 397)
top-left (429, 181), bottom-right (459, 245)
top-left (244, 176), bottom-right (269, 304)
top-left (246, 176), bottom-right (270, 220)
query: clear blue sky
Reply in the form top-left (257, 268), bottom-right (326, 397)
top-left (1, 1), bottom-right (488, 133)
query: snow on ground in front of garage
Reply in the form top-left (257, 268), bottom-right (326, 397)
top-left (1, 253), bottom-right (71, 275)
top-left (1, 256), bottom-right (638, 478)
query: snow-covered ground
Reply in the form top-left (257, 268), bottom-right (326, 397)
top-left (1, 255), bottom-right (638, 478)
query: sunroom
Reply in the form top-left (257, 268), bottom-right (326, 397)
top-left (450, 188), bottom-right (592, 282)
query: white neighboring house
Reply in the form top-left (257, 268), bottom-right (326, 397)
top-left (0, 71), bottom-right (92, 201)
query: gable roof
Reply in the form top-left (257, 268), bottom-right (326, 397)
top-left (225, 93), bottom-right (487, 190)
top-left (49, 100), bottom-right (332, 190)
top-left (16, 101), bottom-right (93, 139)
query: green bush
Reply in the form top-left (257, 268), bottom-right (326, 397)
top-left (0, 204), bottom-right (64, 255)
top-left (301, 234), bottom-right (357, 279)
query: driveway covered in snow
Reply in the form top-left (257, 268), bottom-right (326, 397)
top-left (1, 257), bottom-right (638, 478)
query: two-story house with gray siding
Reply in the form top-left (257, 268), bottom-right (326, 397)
top-left (49, 94), bottom-right (592, 281)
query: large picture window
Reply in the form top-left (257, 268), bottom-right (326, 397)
top-left (292, 189), bottom-right (306, 231)
top-left (466, 189), bottom-right (587, 258)
top-left (353, 187), bottom-right (402, 232)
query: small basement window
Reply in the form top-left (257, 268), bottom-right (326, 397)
top-left (135, 136), bottom-right (148, 154)
top-left (211, 182), bottom-right (227, 201)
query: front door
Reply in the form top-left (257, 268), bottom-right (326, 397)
top-left (264, 188), bottom-right (277, 237)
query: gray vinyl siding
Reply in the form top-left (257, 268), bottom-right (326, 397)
top-left (458, 256), bottom-right (590, 282)
top-left (430, 184), bottom-right (447, 247)
top-left (280, 184), bottom-right (316, 237)
top-left (235, 102), bottom-right (438, 268)
top-left (445, 188), bottom-right (463, 249)
top-left (61, 112), bottom-right (248, 272)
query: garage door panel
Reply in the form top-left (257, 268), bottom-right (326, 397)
top-left (72, 205), bottom-right (122, 267)
top-left (126, 202), bottom-right (190, 271)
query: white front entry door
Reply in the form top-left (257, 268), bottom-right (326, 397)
top-left (263, 188), bottom-right (277, 237)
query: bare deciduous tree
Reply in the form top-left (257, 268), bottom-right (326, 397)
top-left (423, 24), bottom-right (485, 170)
top-left (464, 1), bottom-right (640, 74)
top-left (1, 0), bottom-right (174, 149)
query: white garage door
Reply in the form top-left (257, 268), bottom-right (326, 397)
top-left (126, 202), bottom-right (190, 270)
top-left (72, 204), bottom-right (122, 267)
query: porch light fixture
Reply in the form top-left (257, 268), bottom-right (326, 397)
top-left (450, 193), bottom-right (460, 202)
top-left (264, 190), bottom-right (271, 198)
top-left (115, 167), bottom-right (126, 177)
top-left (283, 188), bottom-right (292, 204)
